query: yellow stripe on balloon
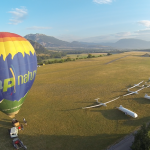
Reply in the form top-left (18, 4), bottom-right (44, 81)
top-left (9, 68), bottom-right (16, 93)
top-left (0, 40), bottom-right (35, 60)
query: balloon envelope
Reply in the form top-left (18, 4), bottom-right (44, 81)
top-left (0, 32), bottom-right (37, 118)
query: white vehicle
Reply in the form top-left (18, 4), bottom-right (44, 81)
top-left (10, 127), bottom-right (18, 138)
top-left (123, 87), bottom-right (145, 97)
top-left (144, 94), bottom-right (150, 100)
top-left (117, 105), bottom-right (138, 118)
top-left (82, 97), bottom-right (120, 109)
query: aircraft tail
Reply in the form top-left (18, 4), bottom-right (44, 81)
top-left (95, 98), bottom-right (100, 103)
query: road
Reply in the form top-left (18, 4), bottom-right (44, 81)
top-left (107, 134), bottom-right (133, 150)
top-left (107, 130), bottom-right (137, 150)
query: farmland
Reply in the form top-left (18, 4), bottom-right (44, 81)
top-left (0, 51), bottom-right (150, 150)
top-left (41, 53), bottom-right (107, 62)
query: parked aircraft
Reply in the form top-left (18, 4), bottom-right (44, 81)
top-left (145, 82), bottom-right (150, 88)
top-left (117, 105), bottom-right (138, 118)
top-left (128, 81), bottom-right (144, 90)
top-left (82, 97), bottom-right (120, 109)
top-left (123, 87), bottom-right (145, 97)
top-left (147, 85), bottom-right (150, 88)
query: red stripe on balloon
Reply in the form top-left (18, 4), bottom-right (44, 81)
top-left (0, 32), bottom-right (23, 38)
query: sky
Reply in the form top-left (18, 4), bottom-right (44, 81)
top-left (1, 0), bottom-right (150, 43)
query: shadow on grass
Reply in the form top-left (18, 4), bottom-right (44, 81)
top-left (60, 102), bottom-right (99, 111)
top-left (0, 123), bottom-right (127, 150)
top-left (132, 97), bottom-right (150, 104)
top-left (75, 101), bottom-right (97, 104)
top-left (113, 85), bottom-right (133, 92)
top-left (0, 118), bottom-right (12, 128)
top-left (124, 116), bottom-right (150, 127)
top-left (60, 108), bottom-right (81, 111)
top-left (91, 109), bottom-right (130, 120)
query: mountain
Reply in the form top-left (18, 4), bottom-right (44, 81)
top-left (25, 34), bottom-right (150, 49)
top-left (24, 34), bottom-right (108, 48)
top-left (83, 39), bottom-right (150, 49)
top-left (27, 39), bottom-right (50, 54)
top-left (25, 34), bottom-right (72, 47)
top-left (112, 39), bottom-right (150, 49)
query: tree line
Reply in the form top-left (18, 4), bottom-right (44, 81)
top-left (37, 53), bottom-right (110, 65)
top-left (131, 123), bottom-right (150, 150)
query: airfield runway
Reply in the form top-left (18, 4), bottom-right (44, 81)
top-left (105, 55), bottom-right (130, 65)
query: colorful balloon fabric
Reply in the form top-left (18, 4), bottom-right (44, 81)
top-left (0, 32), bottom-right (37, 118)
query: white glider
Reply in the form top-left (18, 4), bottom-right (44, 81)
top-left (145, 82), bottom-right (150, 88)
top-left (147, 85), bottom-right (150, 88)
top-left (123, 87), bottom-right (145, 97)
top-left (127, 81), bottom-right (144, 90)
top-left (82, 97), bottom-right (120, 109)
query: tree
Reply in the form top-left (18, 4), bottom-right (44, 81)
top-left (107, 53), bottom-right (112, 56)
top-left (131, 123), bottom-right (150, 150)
top-left (87, 54), bottom-right (93, 58)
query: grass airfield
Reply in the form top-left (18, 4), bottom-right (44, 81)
top-left (0, 51), bottom-right (150, 150)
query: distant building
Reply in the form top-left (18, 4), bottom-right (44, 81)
top-left (141, 53), bottom-right (150, 57)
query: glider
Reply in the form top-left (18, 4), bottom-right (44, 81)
top-left (82, 97), bottom-right (120, 109)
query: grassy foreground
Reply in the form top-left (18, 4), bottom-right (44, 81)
top-left (0, 51), bottom-right (150, 150)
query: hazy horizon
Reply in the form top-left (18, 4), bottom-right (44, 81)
top-left (1, 0), bottom-right (150, 43)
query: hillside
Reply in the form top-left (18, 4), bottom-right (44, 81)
top-left (25, 34), bottom-right (150, 49)
top-left (113, 39), bottom-right (150, 49)
top-left (24, 34), bottom-right (107, 48)
top-left (27, 39), bottom-right (50, 54)
top-left (90, 39), bottom-right (150, 49)
top-left (25, 34), bottom-right (72, 47)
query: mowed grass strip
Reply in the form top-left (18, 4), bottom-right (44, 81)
top-left (0, 51), bottom-right (150, 150)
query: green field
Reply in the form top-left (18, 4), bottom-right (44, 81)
top-left (44, 53), bottom-right (107, 61)
top-left (63, 53), bottom-right (107, 59)
top-left (0, 51), bottom-right (150, 150)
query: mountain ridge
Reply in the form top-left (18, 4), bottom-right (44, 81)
top-left (24, 34), bottom-right (150, 49)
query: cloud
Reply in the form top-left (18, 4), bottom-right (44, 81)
top-left (8, 7), bottom-right (28, 25)
top-left (133, 29), bottom-right (150, 41)
top-left (26, 26), bottom-right (52, 30)
top-left (135, 29), bottom-right (150, 36)
top-left (115, 32), bottom-right (132, 38)
top-left (137, 20), bottom-right (150, 27)
top-left (93, 0), bottom-right (112, 4)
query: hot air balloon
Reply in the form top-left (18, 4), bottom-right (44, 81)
top-left (0, 32), bottom-right (37, 118)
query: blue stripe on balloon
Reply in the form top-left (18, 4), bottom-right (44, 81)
top-left (0, 52), bottom-right (37, 101)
